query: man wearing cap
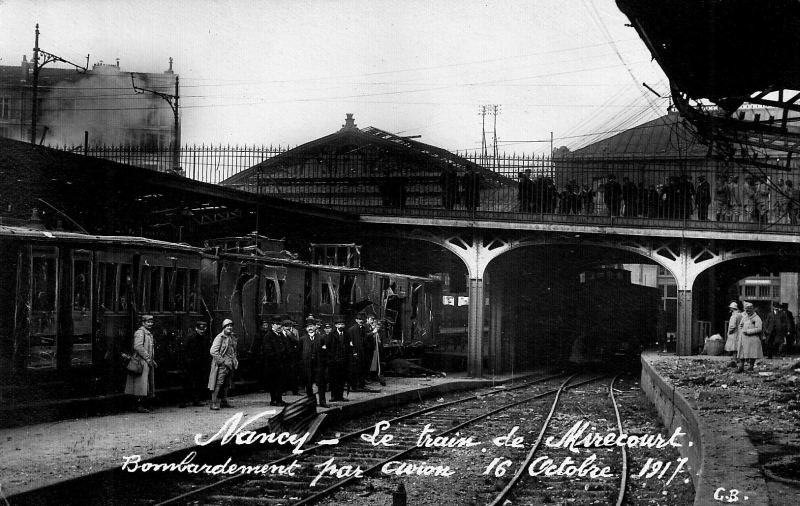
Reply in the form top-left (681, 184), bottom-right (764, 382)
top-left (327, 316), bottom-right (351, 402)
top-left (736, 302), bottom-right (764, 372)
top-left (347, 312), bottom-right (368, 390)
top-left (724, 301), bottom-right (741, 367)
top-left (208, 319), bottom-right (239, 410)
top-left (125, 314), bottom-right (157, 413)
top-left (300, 317), bottom-right (328, 407)
top-left (180, 320), bottom-right (209, 407)
top-left (257, 316), bottom-right (289, 406)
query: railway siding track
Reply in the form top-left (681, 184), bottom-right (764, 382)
top-left (7, 372), bottom-right (695, 506)
top-left (153, 373), bottom-right (577, 505)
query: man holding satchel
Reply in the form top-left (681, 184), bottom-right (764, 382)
top-left (125, 314), bottom-right (157, 413)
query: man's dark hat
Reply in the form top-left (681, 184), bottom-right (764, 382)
top-left (282, 319), bottom-right (294, 326)
top-left (355, 311), bottom-right (366, 319)
top-left (305, 316), bottom-right (317, 325)
top-left (195, 321), bottom-right (208, 328)
top-left (334, 315), bottom-right (346, 323)
top-left (270, 315), bottom-right (283, 324)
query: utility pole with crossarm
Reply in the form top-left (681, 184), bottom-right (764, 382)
top-left (30, 24), bottom-right (89, 144)
top-left (131, 61), bottom-right (182, 175)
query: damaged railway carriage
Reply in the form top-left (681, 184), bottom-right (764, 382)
top-left (0, 226), bottom-right (440, 409)
top-left (0, 225), bottom-right (204, 408)
top-left (207, 250), bottom-right (441, 373)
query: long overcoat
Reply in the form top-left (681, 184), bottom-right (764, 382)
top-left (725, 310), bottom-right (742, 352)
top-left (738, 312), bottom-right (765, 359)
top-left (208, 332), bottom-right (238, 390)
top-left (260, 328), bottom-right (289, 389)
top-left (347, 323), bottom-right (367, 375)
top-left (300, 332), bottom-right (327, 384)
top-left (125, 327), bottom-right (155, 397)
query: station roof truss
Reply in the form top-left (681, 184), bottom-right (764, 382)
top-left (0, 137), bottom-right (353, 243)
top-left (617, 0), bottom-right (800, 171)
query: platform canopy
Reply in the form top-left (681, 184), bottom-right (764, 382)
top-left (617, 0), bottom-right (800, 110)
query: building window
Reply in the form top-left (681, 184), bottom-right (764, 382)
top-left (0, 97), bottom-right (9, 119)
top-left (773, 286), bottom-right (781, 299)
top-left (744, 285), bottom-right (756, 297)
top-left (758, 285), bottom-right (771, 298)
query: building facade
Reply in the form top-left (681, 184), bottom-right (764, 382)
top-left (0, 56), bottom-right (177, 148)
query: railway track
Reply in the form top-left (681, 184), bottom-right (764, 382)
top-left (9, 371), bottom-right (694, 505)
top-left (487, 374), bottom-right (626, 506)
top-left (140, 372), bottom-right (614, 506)
top-left (151, 372), bottom-right (578, 505)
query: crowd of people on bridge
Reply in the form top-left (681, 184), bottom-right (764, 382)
top-left (724, 300), bottom-right (796, 373)
top-left (430, 166), bottom-right (800, 224)
top-left (514, 172), bottom-right (800, 223)
top-left (124, 312), bottom-right (388, 413)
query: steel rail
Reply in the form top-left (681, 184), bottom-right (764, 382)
top-left (486, 373), bottom-right (595, 506)
top-left (294, 373), bottom-right (607, 506)
top-left (488, 374), bottom-right (628, 506)
top-left (609, 373), bottom-right (629, 506)
top-left (155, 371), bottom-right (569, 506)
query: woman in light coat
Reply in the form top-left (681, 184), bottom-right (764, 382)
top-left (208, 319), bottom-right (239, 410)
top-left (737, 301), bottom-right (764, 372)
top-left (125, 315), bottom-right (156, 413)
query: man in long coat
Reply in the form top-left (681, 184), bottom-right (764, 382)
top-left (125, 314), bottom-right (156, 413)
top-left (180, 320), bottom-right (209, 407)
top-left (258, 316), bottom-right (289, 406)
top-left (736, 302), bottom-right (764, 373)
top-left (327, 315), bottom-right (351, 402)
top-left (300, 317), bottom-right (328, 407)
top-left (763, 303), bottom-right (790, 359)
top-left (347, 312), bottom-right (368, 390)
top-left (280, 319), bottom-right (301, 395)
top-left (208, 319), bottom-right (238, 410)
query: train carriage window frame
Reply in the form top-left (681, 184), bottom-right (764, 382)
top-left (140, 265), bottom-right (164, 314)
top-left (188, 269), bottom-right (199, 312)
top-left (27, 247), bottom-right (59, 370)
top-left (71, 250), bottom-right (93, 367)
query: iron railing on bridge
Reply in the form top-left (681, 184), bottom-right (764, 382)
top-left (60, 143), bottom-right (800, 232)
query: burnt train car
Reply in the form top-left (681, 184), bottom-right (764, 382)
top-left (568, 266), bottom-right (659, 367)
top-left (0, 228), bottom-right (440, 412)
top-left (0, 225), bottom-right (204, 406)
top-left (204, 238), bottom-right (441, 362)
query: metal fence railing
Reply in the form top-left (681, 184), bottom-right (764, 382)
top-left (57, 143), bottom-right (800, 232)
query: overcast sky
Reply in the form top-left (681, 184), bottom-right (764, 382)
top-left (0, 0), bottom-right (670, 153)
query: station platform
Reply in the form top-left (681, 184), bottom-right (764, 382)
top-left (0, 371), bottom-right (535, 499)
top-left (641, 351), bottom-right (800, 506)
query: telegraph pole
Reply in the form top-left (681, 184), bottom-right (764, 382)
top-left (29, 24), bottom-right (88, 144)
top-left (491, 104), bottom-right (500, 171)
top-left (131, 60), bottom-right (181, 175)
top-left (479, 105), bottom-right (489, 163)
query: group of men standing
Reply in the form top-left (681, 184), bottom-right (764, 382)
top-left (725, 301), bottom-right (796, 373)
top-left (127, 311), bottom-right (388, 413)
top-left (253, 312), bottom-right (386, 409)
